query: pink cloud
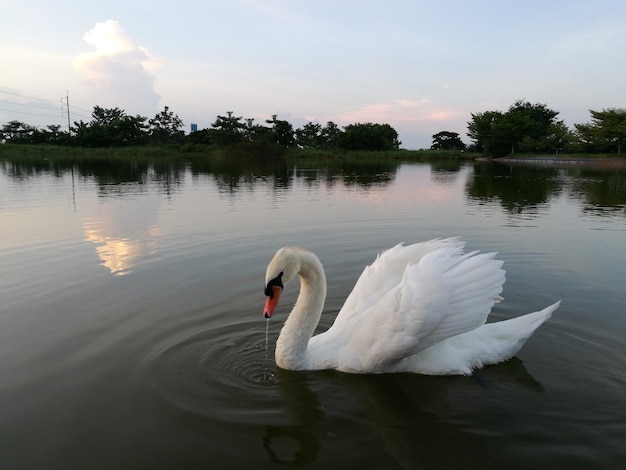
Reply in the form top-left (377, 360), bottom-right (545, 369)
top-left (330, 99), bottom-right (465, 125)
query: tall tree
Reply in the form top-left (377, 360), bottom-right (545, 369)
top-left (508, 100), bottom-right (559, 139)
top-left (467, 100), bottom-right (559, 156)
top-left (115, 115), bottom-right (149, 146)
top-left (1, 120), bottom-right (36, 143)
top-left (91, 106), bottom-right (126, 126)
top-left (431, 131), bottom-right (466, 150)
top-left (467, 111), bottom-right (502, 153)
top-left (149, 106), bottom-right (184, 145)
top-left (265, 115), bottom-right (296, 147)
top-left (72, 106), bottom-right (148, 147)
top-left (243, 117), bottom-right (273, 142)
top-left (210, 111), bottom-right (246, 145)
top-left (519, 121), bottom-right (572, 154)
top-left (336, 123), bottom-right (400, 151)
top-left (495, 100), bottom-right (559, 154)
top-left (574, 108), bottom-right (626, 155)
top-left (320, 121), bottom-right (341, 148)
top-left (295, 122), bottom-right (323, 148)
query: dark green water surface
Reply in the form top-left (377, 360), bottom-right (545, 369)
top-left (1, 156), bottom-right (624, 468)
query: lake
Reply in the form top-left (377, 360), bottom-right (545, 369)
top-left (1, 154), bottom-right (625, 469)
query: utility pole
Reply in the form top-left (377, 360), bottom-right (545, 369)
top-left (61, 91), bottom-right (71, 134)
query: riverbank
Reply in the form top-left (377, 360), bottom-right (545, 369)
top-left (487, 155), bottom-right (626, 168)
top-left (0, 143), bottom-right (476, 162)
top-left (2, 144), bottom-right (623, 167)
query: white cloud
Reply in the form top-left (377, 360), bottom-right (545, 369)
top-left (73, 20), bottom-right (163, 115)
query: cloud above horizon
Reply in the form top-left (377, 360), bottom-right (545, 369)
top-left (334, 99), bottom-right (466, 124)
top-left (73, 20), bottom-right (162, 115)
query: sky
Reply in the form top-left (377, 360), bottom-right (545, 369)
top-left (1, 0), bottom-right (625, 149)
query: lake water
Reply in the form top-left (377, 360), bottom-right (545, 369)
top-left (1, 154), bottom-right (625, 469)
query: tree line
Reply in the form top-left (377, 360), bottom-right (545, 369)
top-left (2, 100), bottom-right (624, 156)
top-left (0, 106), bottom-right (401, 152)
top-left (433, 100), bottom-right (625, 156)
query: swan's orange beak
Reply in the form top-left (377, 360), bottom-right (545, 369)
top-left (263, 286), bottom-right (282, 319)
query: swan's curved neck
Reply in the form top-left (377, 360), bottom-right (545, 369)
top-left (275, 252), bottom-right (326, 370)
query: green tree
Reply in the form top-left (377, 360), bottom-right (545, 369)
top-left (115, 114), bottom-right (149, 146)
top-left (335, 123), bottom-right (400, 151)
top-left (494, 100), bottom-right (559, 155)
top-left (571, 122), bottom-right (603, 153)
top-left (467, 111), bottom-right (502, 153)
top-left (320, 121), bottom-right (341, 148)
top-left (210, 111), bottom-right (246, 145)
top-left (508, 100), bottom-right (559, 140)
top-left (265, 115), bottom-right (295, 147)
top-left (574, 108), bottom-right (626, 155)
top-left (519, 121), bottom-right (572, 154)
top-left (467, 100), bottom-right (559, 156)
top-left (243, 118), bottom-right (273, 142)
top-left (91, 106), bottom-right (126, 126)
top-left (72, 106), bottom-right (148, 147)
top-left (26, 124), bottom-right (70, 145)
top-left (544, 121), bottom-right (572, 154)
top-left (185, 128), bottom-right (212, 145)
top-left (41, 124), bottom-right (69, 145)
top-left (149, 106), bottom-right (184, 145)
top-left (295, 122), bottom-right (323, 148)
top-left (431, 131), bottom-right (466, 150)
top-left (491, 109), bottom-right (531, 154)
top-left (1, 120), bottom-right (36, 143)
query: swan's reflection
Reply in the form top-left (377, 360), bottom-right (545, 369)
top-left (262, 370), bottom-right (323, 465)
top-left (263, 358), bottom-right (543, 467)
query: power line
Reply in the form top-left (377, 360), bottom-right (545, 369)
top-left (70, 103), bottom-right (92, 113)
top-left (0, 107), bottom-right (63, 118)
top-left (0, 89), bottom-right (59, 103)
top-left (0, 89), bottom-right (92, 128)
top-left (0, 107), bottom-right (90, 121)
top-left (0, 98), bottom-right (59, 110)
top-left (0, 89), bottom-right (93, 114)
top-left (68, 110), bottom-right (91, 120)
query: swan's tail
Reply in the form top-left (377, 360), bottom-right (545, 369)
top-left (407, 301), bottom-right (561, 375)
top-left (466, 300), bottom-right (561, 368)
top-left (493, 300), bottom-right (560, 336)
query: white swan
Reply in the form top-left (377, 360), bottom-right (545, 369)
top-left (263, 238), bottom-right (560, 375)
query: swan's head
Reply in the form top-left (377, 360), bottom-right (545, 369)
top-left (263, 247), bottom-right (303, 318)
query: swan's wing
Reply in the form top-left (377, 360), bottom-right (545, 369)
top-left (336, 238), bottom-right (465, 321)
top-left (405, 248), bottom-right (505, 351)
top-left (331, 246), bottom-right (505, 371)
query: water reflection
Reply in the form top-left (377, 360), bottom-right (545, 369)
top-left (465, 162), bottom-right (626, 218)
top-left (467, 163), bottom-right (561, 215)
top-left (263, 371), bottom-right (324, 465)
top-left (80, 165), bottom-right (166, 276)
top-left (567, 167), bottom-right (626, 215)
top-left (1, 155), bottom-right (625, 220)
top-left (82, 204), bottom-right (162, 276)
top-left (2, 153), bottom-right (624, 468)
top-left (263, 358), bottom-right (543, 468)
top-left (430, 160), bottom-right (464, 185)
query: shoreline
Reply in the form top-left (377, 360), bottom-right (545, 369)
top-left (483, 155), bottom-right (626, 168)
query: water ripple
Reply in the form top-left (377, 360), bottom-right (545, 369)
top-left (136, 319), bottom-right (283, 424)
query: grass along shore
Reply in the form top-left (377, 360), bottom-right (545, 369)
top-left (0, 143), bottom-right (475, 160)
top-left (1, 143), bottom-right (623, 166)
